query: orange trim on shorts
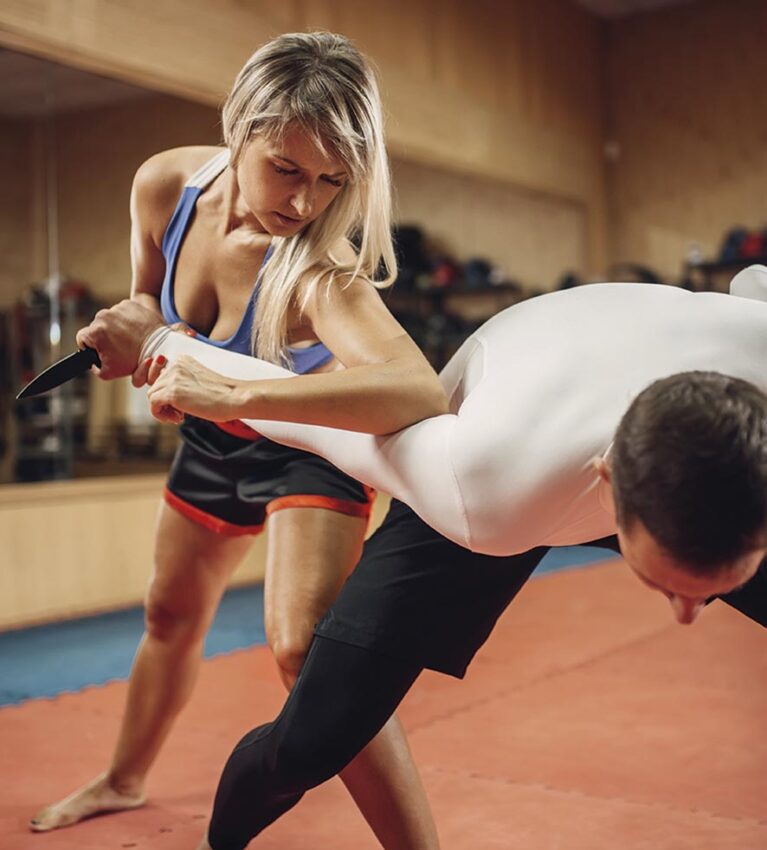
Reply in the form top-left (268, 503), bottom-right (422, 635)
top-left (267, 486), bottom-right (376, 520)
top-left (164, 487), bottom-right (265, 537)
top-left (215, 420), bottom-right (263, 440)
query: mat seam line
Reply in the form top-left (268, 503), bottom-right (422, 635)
top-left (422, 765), bottom-right (767, 827)
top-left (407, 622), bottom-right (677, 733)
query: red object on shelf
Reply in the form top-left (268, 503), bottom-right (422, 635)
top-left (739, 232), bottom-right (767, 259)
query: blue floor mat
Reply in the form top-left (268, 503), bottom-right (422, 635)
top-left (0, 546), bottom-right (616, 706)
top-left (0, 584), bottom-right (267, 707)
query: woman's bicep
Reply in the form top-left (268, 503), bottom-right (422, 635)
top-left (304, 277), bottom-right (425, 368)
top-left (129, 155), bottom-right (178, 309)
top-left (130, 224), bottom-right (165, 303)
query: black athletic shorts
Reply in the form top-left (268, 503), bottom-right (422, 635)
top-left (165, 416), bottom-right (374, 536)
top-left (314, 498), bottom-right (621, 678)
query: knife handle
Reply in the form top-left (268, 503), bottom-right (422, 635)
top-left (82, 347), bottom-right (102, 368)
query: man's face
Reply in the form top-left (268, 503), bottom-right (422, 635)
top-left (616, 518), bottom-right (763, 624)
top-left (594, 457), bottom-right (763, 624)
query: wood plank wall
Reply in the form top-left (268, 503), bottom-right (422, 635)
top-left (605, 0), bottom-right (767, 278)
top-left (0, 0), bottom-right (608, 271)
top-left (0, 475), bottom-right (390, 631)
top-left (0, 118), bottom-right (32, 299)
top-left (393, 158), bottom-right (587, 288)
top-left (1, 96), bottom-right (590, 313)
top-left (0, 475), bottom-right (263, 629)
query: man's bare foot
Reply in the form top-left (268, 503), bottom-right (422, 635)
top-left (29, 772), bottom-right (146, 831)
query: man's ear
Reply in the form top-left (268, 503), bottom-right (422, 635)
top-left (593, 456), bottom-right (611, 484)
top-left (594, 457), bottom-right (617, 518)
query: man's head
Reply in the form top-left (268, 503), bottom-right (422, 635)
top-left (598, 371), bottom-right (767, 623)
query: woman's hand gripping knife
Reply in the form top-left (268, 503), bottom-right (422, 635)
top-left (75, 300), bottom-right (166, 381)
top-left (74, 300), bottom-right (201, 415)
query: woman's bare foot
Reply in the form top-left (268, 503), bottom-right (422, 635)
top-left (29, 772), bottom-right (146, 831)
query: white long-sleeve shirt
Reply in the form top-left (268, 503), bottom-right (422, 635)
top-left (143, 267), bottom-right (767, 556)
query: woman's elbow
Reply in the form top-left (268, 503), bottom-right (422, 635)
top-left (420, 376), bottom-right (450, 418)
top-left (389, 373), bottom-right (449, 432)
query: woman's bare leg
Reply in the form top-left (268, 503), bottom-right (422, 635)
top-left (30, 502), bottom-right (252, 831)
top-left (265, 507), bottom-right (440, 850)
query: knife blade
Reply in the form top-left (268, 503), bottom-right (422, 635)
top-left (16, 348), bottom-right (101, 400)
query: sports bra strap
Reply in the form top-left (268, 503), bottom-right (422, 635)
top-left (184, 149), bottom-right (230, 190)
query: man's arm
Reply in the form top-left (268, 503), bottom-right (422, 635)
top-left (143, 328), bottom-right (470, 548)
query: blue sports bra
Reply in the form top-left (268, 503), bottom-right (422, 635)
top-left (160, 149), bottom-right (334, 374)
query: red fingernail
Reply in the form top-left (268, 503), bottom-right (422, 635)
top-left (156, 355), bottom-right (167, 366)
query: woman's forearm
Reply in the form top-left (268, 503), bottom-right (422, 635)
top-left (131, 292), bottom-right (164, 317)
top-left (144, 328), bottom-right (448, 435)
top-left (234, 362), bottom-right (448, 435)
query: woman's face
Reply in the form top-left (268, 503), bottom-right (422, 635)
top-left (235, 125), bottom-right (350, 235)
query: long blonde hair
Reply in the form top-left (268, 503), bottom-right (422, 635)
top-left (221, 32), bottom-right (396, 365)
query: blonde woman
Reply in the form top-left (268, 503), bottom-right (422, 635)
top-left (32, 32), bottom-right (446, 849)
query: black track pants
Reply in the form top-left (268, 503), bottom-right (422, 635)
top-left (718, 560), bottom-right (767, 625)
top-left (206, 536), bottom-right (766, 849)
top-left (207, 636), bottom-right (422, 850)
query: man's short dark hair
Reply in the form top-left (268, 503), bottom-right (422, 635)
top-left (612, 371), bottom-right (767, 571)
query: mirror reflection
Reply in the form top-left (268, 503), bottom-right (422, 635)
top-left (1, 49), bottom-right (222, 482)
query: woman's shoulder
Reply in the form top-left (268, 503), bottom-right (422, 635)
top-left (131, 146), bottom-right (224, 242)
top-left (133, 147), bottom-right (223, 201)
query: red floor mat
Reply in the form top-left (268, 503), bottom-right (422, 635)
top-left (2, 559), bottom-right (765, 849)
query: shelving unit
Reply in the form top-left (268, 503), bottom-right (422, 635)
top-left (11, 295), bottom-right (95, 481)
top-left (385, 282), bottom-right (526, 370)
top-left (686, 257), bottom-right (767, 293)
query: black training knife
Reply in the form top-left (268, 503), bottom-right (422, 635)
top-left (16, 348), bottom-right (101, 400)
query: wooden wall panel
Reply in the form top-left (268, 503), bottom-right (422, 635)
top-left (55, 95), bottom-right (220, 303)
top-left (0, 474), bottom-right (261, 629)
top-left (392, 158), bottom-right (586, 289)
top-left (0, 0), bottom-right (609, 271)
top-left (0, 118), bottom-right (32, 305)
top-left (0, 476), bottom-right (390, 630)
top-left (605, 0), bottom-right (767, 278)
top-left (0, 0), bottom-right (294, 103)
top-left (0, 97), bottom-right (220, 311)
top-left (301, 0), bottom-right (607, 222)
top-left (3, 95), bottom-right (588, 310)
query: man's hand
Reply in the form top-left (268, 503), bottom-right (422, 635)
top-left (76, 300), bottom-right (165, 381)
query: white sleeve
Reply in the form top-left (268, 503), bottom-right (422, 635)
top-left (142, 329), bottom-right (471, 547)
top-left (729, 264), bottom-right (767, 302)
